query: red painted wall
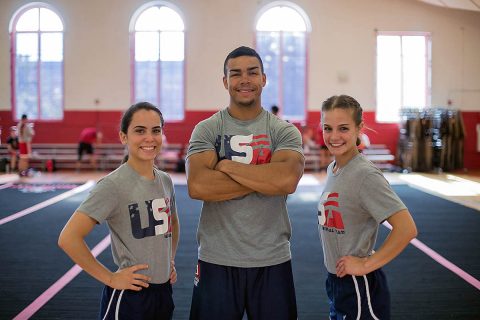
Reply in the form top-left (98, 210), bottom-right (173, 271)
top-left (462, 111), bottom-right (480, 169)
top-left (1, 109), bottom-right (479, 169)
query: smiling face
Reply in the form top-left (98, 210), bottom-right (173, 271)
top-left (223, 55), bottom-right (266, 108)
top-left (322, 108), bottom-right (362, 164)
top-left (119, 109), bottom-right (163, 166)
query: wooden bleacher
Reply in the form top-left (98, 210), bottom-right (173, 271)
top-left (0, 143), bottom-right (184, 172)
top-left (304, 144), bottom-right (395, 172)
top-left (0, 142), bottom-right (393, 173)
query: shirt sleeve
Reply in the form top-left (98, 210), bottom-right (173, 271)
top-left (166, 174), bottom-right (177, 220)
top-left (359, 171), bottom-right (407, 223)
top-left (274, 123), bottom-right (304, 157)
top-left (77, 178), bottom-right (119, 224)
top-left (186, 120), bottom-right (217, 159)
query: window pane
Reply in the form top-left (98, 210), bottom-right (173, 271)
top-left (40, 59), bottom-right (62, 119)
top-left (39, 33), bottom-right (63, 119)
top-left (160, 32), bottom-right (184, 61)
top-left (257, 7), bottom-right (306, 31)
top-left (376, 36), bottom-right (402, 122)
top-left (15, 33), bottom-right (38, 119)
top-left (134, 32), bottom-right (159, 104)
top-left (16, 8), bottom-right (39, 31)
top-left (257, 31), bottom-right (280, 113)
top-left (282, 32), bottom-right (305, 120)
top-left (16, 33), bottom-right (38, 61)
top-left (402, 36), bottom-right (426, 107)
top-left (135, 32), bottom-right (159, 61)
top-left (136, 7), bottom-right (161, 31)
top-left (40, 32), bottom-right (63, 62)
top-left (160, 61), bottom-right (183, 120)
top-left (135, 61), bottom-right (158, 104)
top-left (135, 6), bottom-right (184, 31)
top-left (157, 6), bottom-right (184, 31)
top-left (40, 8), bottom-right (63, 31)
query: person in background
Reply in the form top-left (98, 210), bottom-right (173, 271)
top-left (318, 145), bottom-right (333, 171)
top-left (6, 126), bottom-right (19, 172)
top-left (270, 104), bottom-right (280, 117)
top-left (301, 126), bottom-right (317, 153)
top-left (59, 102), bottom-right (179, 319)
top-left (186, 46), bottom-right (304, 320)
top-left (358, 132), bottom-right (371, 151)
top-left (17, 114), bottom-right (35, 176)
top-left (77, 127), bottom-right (103, 171)
top-left (317, 94), bottom-right (417, 319)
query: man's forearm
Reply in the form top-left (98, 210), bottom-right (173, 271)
top-left (188, 169), bottom-right (253, 201)
top-left (217, 159), bottom-right (303, 195)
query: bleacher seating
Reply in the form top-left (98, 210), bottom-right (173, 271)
top-left (0, 143), bottom-right (184, 172)
top-left (0, 142), bottom-right (393, 173)
top-left (304, 144), bottom-right (394, 172)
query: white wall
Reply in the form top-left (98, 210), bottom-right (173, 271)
top-left (0, 0), bottom-right (479, 112)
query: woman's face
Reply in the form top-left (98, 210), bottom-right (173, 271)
top-left (119, 109), bottom-right (163, 164)
top-left (322, 108), bottom-right (362, 161)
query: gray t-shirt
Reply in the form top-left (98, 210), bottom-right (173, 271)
top-left (317, 153), bottom-right (406, 274)
top-left (78, 163), bottom-right (177, 284)
top-left (187, 108), bottom-right (304, 267)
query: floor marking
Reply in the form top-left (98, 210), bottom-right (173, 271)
top-left (0, 182), bottom-right (13, 190)
top-left (0, 180), bottom-right (95, 226)
top-left (383, 221), bottom-right (480, 290)
top-left (13, 235), bottom-right (111, 320)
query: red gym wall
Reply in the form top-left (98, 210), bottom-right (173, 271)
top-left (1, 109), bottom-right (479, 170)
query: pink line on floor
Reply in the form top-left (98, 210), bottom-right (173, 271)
top-left (13, 235), bottom-right (111, 320)
top-left (0, 182), bottom-right (13, 190)
top-left (0, 180), bottom-right (95, 226)
top-left (383, 221), bottom-right (480, 290)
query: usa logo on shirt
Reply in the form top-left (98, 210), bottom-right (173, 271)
top-left (215, 134), bottom-right (272, 164)
top-left (318, 192), bottom-right (345, 234)
top-left (128, 197), bottom-right (172, 239)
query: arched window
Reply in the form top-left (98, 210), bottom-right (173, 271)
top-left (130, 1), bottom-right (185, 121)
top-left (256, 2), bottom-right (310, 121)
top-left (10, 3), bottom-right (64, 120)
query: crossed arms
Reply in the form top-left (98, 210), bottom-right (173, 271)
top-left (186, 149), bottom-right (305, 202)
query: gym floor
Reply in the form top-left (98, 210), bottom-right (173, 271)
top-left (0, 169), bottom-right (479, 319)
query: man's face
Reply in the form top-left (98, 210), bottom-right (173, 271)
top-left (223, 56), bottom-right (266, 107)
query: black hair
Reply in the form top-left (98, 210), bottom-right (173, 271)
top-left (271, 105), bottom-right (279, 114)
top-left (121, 101), bottom-right (164, 134)
top-left (223, 46), bottom-right (264, 76)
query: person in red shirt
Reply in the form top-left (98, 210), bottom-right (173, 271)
top-left (77, 127), bottom-right (102, 171)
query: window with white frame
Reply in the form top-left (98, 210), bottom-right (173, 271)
top-left (10, 3), bottom-right (64, 120)
top-left (131, 1), bottom-right (185, 121)
top-left (256, 2), bottom-right (310, 121)
top-left (376, 32), bottom-right (431, 122)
